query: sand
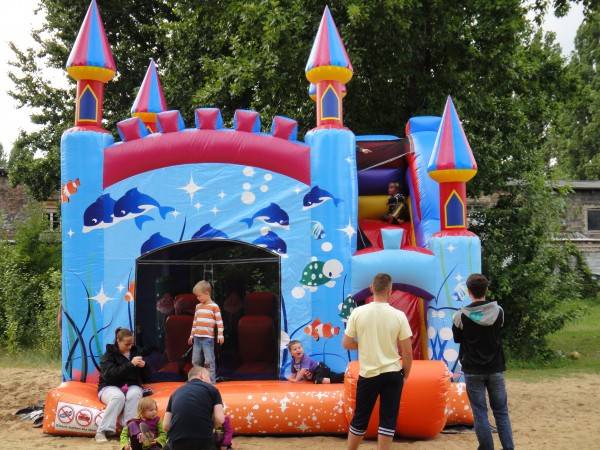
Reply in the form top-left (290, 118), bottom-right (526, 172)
top-left (1, 367), bottom-right (599, 449)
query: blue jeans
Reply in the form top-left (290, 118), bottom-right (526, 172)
top-left (192, 336), bottom-right (216, 383)
top-left (464, 372), bottom-right (514, 450)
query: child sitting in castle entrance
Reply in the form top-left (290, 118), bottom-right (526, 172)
top-left (287, 340), bottom-right (344, 384)
top-left (187, 280), bottom-right (224, 383)
top-left (382, 181), bottom-right (409, 224)
top-left (120, 397), bottom-right (167, 450)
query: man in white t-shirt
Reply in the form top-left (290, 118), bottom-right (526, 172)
top-left (342, 273), bottom-right (413, 450)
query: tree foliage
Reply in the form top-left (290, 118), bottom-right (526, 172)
top-left (7, 0), bottom-right (596, 357)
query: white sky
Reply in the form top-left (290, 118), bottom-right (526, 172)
top-left (0, 2), bottom-right (586, 156)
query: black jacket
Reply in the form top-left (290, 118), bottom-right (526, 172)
top-left (98, 344), bottom-right (150, 392)
top-left (452, 300), bottom-right (506, 374)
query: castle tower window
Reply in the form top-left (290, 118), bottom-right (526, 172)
top-left (320, 85), bottom-right (340, 121)
top-left (445, 190), bottom-right (465, 228)
top-left (78, 85), bottom-right (98, 122)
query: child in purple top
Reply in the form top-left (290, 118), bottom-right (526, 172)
top-left (120, 398), bottom-right (167, 450)
top-left (287, 340), bottom-right (344, 384)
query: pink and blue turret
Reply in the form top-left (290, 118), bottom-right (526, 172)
top-left (66, 0), bottom-right (116, 131)
top-left (131, 59), bottom-right (168, 133)
top-left (427, 96), bottom-right (478, 236)
top-left (305, 6), bottom-right (353, 128)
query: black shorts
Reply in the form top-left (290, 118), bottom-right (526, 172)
top-left (349, 370), bottom-right (404, 438)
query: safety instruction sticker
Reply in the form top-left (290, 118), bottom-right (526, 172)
top-left (55, 401), bottom-right (103, 433)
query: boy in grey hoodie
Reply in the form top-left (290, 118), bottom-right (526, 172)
top-left (452, 274), bottom-right (514, 450)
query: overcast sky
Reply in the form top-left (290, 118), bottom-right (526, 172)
top-left (0, 2), bottom-right (585, 155)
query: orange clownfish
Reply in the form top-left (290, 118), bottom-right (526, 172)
top-left (61, 178), bottom-right (80, 203)
top-left (124, 282), bottom-right (135, 302)
top-left (304, 319), bottom-right (340, 341)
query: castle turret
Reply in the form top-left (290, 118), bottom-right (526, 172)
top-left (66, 0), bottom-right (116, 130)
top-left (427, 97), bottom-right (477, 234)
top-left (131, 59), bottom-right (167, 133)
top-left (305, 6), bottom-right (353, 128)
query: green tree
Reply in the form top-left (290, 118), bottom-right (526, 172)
top-left (547, 9), bottom-right (600, 179)
top-left (8, 0), bottom-right (594, 357)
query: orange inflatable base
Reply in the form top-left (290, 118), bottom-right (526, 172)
top-left (43, 361), bottom-right (452, 439)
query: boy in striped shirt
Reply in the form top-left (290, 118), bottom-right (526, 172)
top-left (187, 280), bottom-right (224, 383)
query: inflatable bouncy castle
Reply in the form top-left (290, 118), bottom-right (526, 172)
top-left (44, 1), bottom-right (479, 439)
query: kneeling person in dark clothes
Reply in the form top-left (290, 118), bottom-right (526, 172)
top-left (163, 366), bottom-right (225, 450)
top-left (452, 274), bottom-right (514, 450)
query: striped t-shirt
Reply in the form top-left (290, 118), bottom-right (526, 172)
top-left (191, 301), bottom-right (224, 339)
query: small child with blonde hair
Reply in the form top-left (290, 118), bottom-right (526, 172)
top-left (120, 397), bottom-right (167, 450)
top-left (187, 280), bottom-right (224, 383)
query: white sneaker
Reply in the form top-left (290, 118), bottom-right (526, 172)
top-left (95, 431), bottom-right (108, 443)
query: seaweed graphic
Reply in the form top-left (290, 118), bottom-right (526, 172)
top-left (88, 315), bottom-right (115, 373)
top-left (63, 309), bottom-right (88, 382)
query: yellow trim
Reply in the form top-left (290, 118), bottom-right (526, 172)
top-left (319, 84), bottom-right (341, 121)
top-left (306, 65), bottom-right (352, 84)
top-left (133, 112), bottom-right (158, 122)
top-left (429, 168), bottom-right (477, 183)
top-left (76, 84), bottom-right (98, 123)
top-left (67, 65), bottom-right (115, 82)
top-left (443, 189), bottom-right (466, 229)
top-left (406, 195), bottom-right (417, 246)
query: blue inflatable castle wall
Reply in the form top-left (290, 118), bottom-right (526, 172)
top-left (60, 2), bottom-right (480, 383)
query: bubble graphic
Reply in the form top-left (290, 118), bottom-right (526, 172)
top-left (321, 242), bottom-right (333, 252)
top-left (243, 167), bottom-right (255, 177)
top-left (291, 287), bottom-right (305, 299)
top-left (241, 191), bottom-right (256, 205)
top-left (443, 348), bottom-right (459, 362)
top-left (243, 182), bottom-right (251, 190)
top-left (264, 174), bottom-right (273, 181)
top-left (439, 327), bottom-right (453, 341)
top-left (260, 185), bottom-right (269, 192)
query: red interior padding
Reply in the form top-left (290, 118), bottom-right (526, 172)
top-left (359, 219), bottom-right (412, 249)
top-left (162, 315), bottom-right (193, 366)
top-left (174, 293), bottom-right (198, 316)
top-left (238, 316), bottom-right (274, 364)
top-left (366, 290), bottom-right (424, 359)
top-left (244, 292), bottom-right (275, 316)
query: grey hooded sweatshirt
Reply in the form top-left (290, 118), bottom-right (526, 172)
top-left (452, 300), bottom-right (506, 374)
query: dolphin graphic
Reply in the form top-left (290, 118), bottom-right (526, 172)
top-left (252, 230), bottom-right (288, 257)
top-left (141, 233), bottom-right (174, 254)
top-left (302, 186), bottom-right (342, 210)
top-left (113, 188), bottom-right (174, 230)
top-left (82, 194), bottom-right (117, 233)
top-left (241, 203), bottom-right (290, 229)
top-left (192, 224), bottom-right (229, 239)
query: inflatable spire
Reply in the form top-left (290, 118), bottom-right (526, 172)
top-left (131, 59), bottom-right (168, 132)
top-left (66, 0), bottom-right (116, 129)
top-left (305, 6), bottom-right (353, 128)
top-left (428, 96), bottom-right (477, 233)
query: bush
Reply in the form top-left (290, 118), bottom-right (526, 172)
top-left (0, 204), bottom-right (61, 354)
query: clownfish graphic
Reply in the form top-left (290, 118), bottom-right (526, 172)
top-left (61, 178), bottom-right (80, 203)
top-left (304, 319), bottom-right (340, 341)
top-left (124, 282), bottom-right (135, 302)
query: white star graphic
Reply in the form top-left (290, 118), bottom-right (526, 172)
top-left (171, 210), bottom-right (180, 218)
top-left (338, 219), bottom-right (356, 241)
top-left (279, 396), bottom-right (290, 413)
top-left (210, 206), bottom-right (220, 215)
top-left (90, 284), bottom-right (114, 311)
top-left (67, 228), bottom-right (75, 238)
top-left (116, 284), bottom-right (125, 293)
top-left (455, 274), bottom-right (464, 282)
top-left (194, 202), bottom-right (202, 210)
top-left (218, 191), bottom-right (226, 199)
top-left (293, 187), bottom-right (302, 194)
top-left (178, 176), bottom-right (203, 201)
top-left (345, 156), bottom-right (353, 164)
top-left (447, 244), bottom-right (456, 253)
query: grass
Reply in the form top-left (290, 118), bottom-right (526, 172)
top-left (0, 350), bottom-right (60, 369)
top-left (507, 299), bottom-right (600, 381)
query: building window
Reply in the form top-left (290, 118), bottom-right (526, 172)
top-left (45, 212), bottom-right (60, 231)
top-left (587, 209), bottom-right (600, 231)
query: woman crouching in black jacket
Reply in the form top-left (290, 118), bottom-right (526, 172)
top-left (95, 327), bottom-right (150, 443)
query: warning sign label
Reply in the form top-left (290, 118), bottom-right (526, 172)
top-left (54, 401), bottom-right (103, 433)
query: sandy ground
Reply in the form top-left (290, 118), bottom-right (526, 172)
top-left (1, 367), bottom-right (599, 449)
